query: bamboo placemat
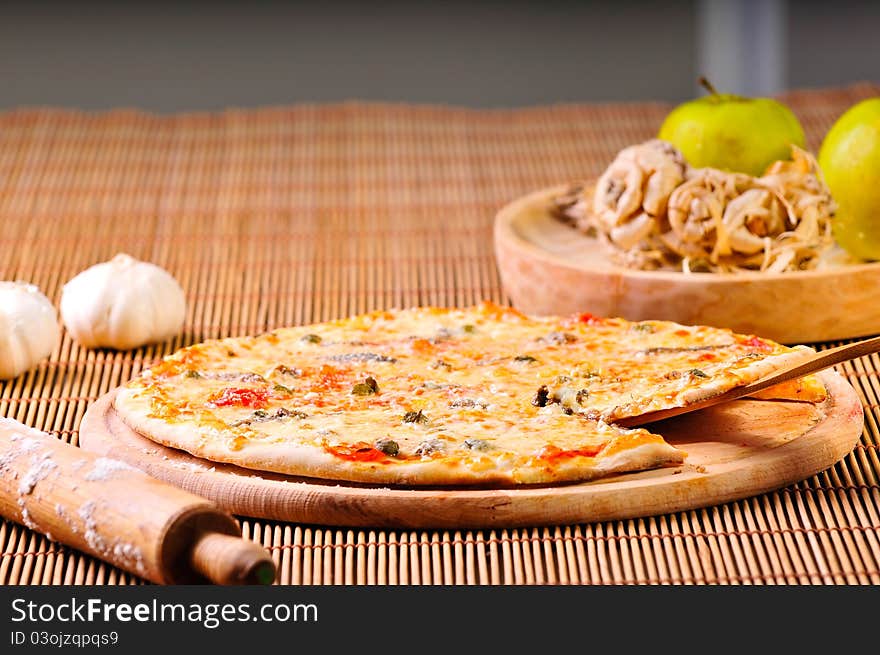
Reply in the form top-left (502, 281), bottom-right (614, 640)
top-left (2, 82), bottom-right (879, 585)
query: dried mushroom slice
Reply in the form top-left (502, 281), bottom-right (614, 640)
top-left (593, 139), bottom-right (687, 231)
top-left (666, 168), bottom-right (754, 251)
top-left (720, 188), bottom-right (786, 256)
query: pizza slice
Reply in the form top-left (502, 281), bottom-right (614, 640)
top-left (746, 376), bottom-right (828, 403)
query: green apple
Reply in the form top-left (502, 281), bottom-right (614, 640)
top-left (658, 78), bottom-right (806, 177)
top-left (818, 97), bottom-right (880, 261)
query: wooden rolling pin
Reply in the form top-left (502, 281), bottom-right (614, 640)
top-left (0, 417), bottom-right (276, 585)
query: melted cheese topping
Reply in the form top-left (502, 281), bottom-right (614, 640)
top-left (121, 302), bottom-right (819, 482)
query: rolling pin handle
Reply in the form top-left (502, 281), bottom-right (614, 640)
top-left (188, 532), bottom-right (277, 585)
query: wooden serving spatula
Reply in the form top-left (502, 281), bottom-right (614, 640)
top-left (615, 334), bottom-right (880, 428)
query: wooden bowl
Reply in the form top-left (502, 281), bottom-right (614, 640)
top-left (494, 184), bottom-right (880, 344)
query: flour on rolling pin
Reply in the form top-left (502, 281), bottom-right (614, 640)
top-left (83, 457), bottom-right (138, 481)
top-left (0, 416), bottom-right (276, 585)
top-left (0, 418), bottom-right (65, 536)
top-left (0, 417), bottom-right (146, 572)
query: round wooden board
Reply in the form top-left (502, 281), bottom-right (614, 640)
top-left (78, 371), bottom-right (864, 529)
top-left (493, 184), bottom-right (880, 343)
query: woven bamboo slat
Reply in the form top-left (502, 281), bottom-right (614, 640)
top-left (2, 82), bottom-right (879, 585)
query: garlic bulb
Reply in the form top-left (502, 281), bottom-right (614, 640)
top-left (60, 254), bottom-right (186, 350)
top-left (0, 282), bottom-right (60, 380)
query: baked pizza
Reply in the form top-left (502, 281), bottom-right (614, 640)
top-left (114, 302), bottom-right (826, 486)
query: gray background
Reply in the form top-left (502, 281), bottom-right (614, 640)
top-left (0, 0), bottom-right (877, 112)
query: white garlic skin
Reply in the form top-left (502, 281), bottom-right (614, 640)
top-left (0, 282), bottom-right (60, 380)
top-left (60, 254), bottom-right (186, 350)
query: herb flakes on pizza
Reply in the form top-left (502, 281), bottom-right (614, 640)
top-left (113, 302), bottom-right (824, 486)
